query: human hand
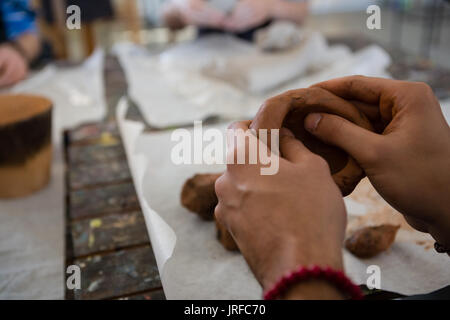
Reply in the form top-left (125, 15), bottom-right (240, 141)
top-left (215, 121), bottom-right (347, 298)
top-left (250, 87), bottom-right (374, 196)
top-left (223, 0), bottom-right (276, 32)
top-left (307, 76), bottom-right (450, 247)
top-left (173, 0), bottom-right (226, 28)
top-left (0, 44), bottom-right (28, 88)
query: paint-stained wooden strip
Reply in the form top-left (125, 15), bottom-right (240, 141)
top-left (68, 143), bottom-right (126, 167)
top-left (69, 160), bottom-right (131, 190)
top-left (71, 211), bottom-right (149, 257)
top-left (74, 246), bottom-right (161, 300)
top-left (69, 182), bottom-right (140, 220)
top-left (118, 289), bottom-right (166, 300)
top-left (67, 122), bottom-right (120, 146)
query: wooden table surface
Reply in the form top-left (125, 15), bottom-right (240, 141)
top-left (64, 56), bottom-right (165, 300)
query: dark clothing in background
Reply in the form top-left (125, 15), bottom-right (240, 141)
top-left (198, 20), bottom-right (272, 42)
top-left (0, 11), bottom-right (6, 43)
top-left (41, 0), bottom-right (114, 24)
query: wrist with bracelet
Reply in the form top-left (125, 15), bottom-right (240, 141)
top-left (263, 265), bottom-right (363, 300)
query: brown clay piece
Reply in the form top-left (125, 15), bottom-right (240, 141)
top-left (181, 173), bottom-right (221, 220)
top-left (181, 173), bottom-right (239, 251)
top-left (345, 224), bottom-right (400, 258)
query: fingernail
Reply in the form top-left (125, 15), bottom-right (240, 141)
top-left (280, 127), bottom-right (294, 138)
top-left (305, 113), bottom-right (322, 132)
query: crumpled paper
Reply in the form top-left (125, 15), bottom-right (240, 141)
top-left (255, 21), bottom-right (305, 52)
top-left (114, 41), bottom-right (261, 128)
top-left (203, 31), bottom-right (328, 93)
top-left (117, 97), bottom-right (450, 299)
top-left (0, 51), bottom-right (106, 299)
top-left (114, 33), bottom-right (391, 129)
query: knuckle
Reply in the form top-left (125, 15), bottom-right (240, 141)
top-left (347, 74), bottom-right (365, 86)
top-left (310, 154), bottom-right (329, 171)
top-left (361, 137), bottom-right (384, 164)
top-left (214, 205), bottom-right (224, 224)
top-left (330, 115), bottom-right (347, 134)
top-left (227, 121), bottom-right (241, 131)
top-left (304, 87), bottom-right (324, 102)
top-left (235, 181), bottom-right (251, 198)
top-left (362, 147), bottom-right (379, 164)
top-left (214, 174), bottom-right (227, 199)
top-left (280, 135), bottom-right (296, 149)
top-left (349, 75), bottom-right (365, 82)
top-left (398, 81), bottom-right (435, 110)
top-left (403, 81), bottom-right (433, 99)
top-left (353, 74), bottom-right (365, 80)
top-left (260, 96), bottom-right (281, 113)
top-left (415, 81), bottom-right (433, 94)
top-left (301, 153), bottom-right (329, 171)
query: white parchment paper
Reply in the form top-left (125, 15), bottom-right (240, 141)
top-left (117, 101), bottom-right (261, 299)
top-left (118, 98), bottom-right (450, 299)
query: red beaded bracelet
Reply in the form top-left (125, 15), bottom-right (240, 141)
top-left (263, 265), bottom-right (363, 300)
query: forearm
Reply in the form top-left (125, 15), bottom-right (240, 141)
top-left (12, 32), bottom-right (41, 63)
top-left (271, 0), bottom-right (309, 25)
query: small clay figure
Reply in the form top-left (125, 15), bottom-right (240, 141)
top-left (181, 173), bottom-right (239, 251)
top-left (345, 224), bottom-right (400, 258)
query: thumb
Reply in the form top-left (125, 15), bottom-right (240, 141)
top-left (304, 113), bottom-right (380, 164)
top-left (279, 128), bottom-right (309, 163)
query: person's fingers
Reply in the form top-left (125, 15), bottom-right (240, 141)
top-left (0, 63), bottom-right (15, 87)
top-left (311, 75), bottom-right (398, 105)
top-left (251, 87), bottom-right (373, 134)
top-left (349, 100), bottom-right (380, 121)
top-left (226, 120), bottom-right (256, 167)
top-left (226, 120), bottom-right (252, 136)
top-left (0, 59), bottom-right (25, 86)
top-left (214, 173), bottom-right (228, 201)
top-left (279, 128), bottom-right (309, 163)
top-left (0, 57), bottom-right (6, 71)
top-left (348, 100), bottom-right (386, 133)
top-left (304, 113), bottom-right (382, 165)
top-left (0, 76), bottom-right (10, 87)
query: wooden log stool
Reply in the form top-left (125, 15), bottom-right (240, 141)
top-left (0, 95), bottom-right (53, 198)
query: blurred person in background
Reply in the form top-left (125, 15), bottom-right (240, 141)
top-left (163, 0), bottom-right (309, 41)
top-left (0, 0), bottom-right (41, 88)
